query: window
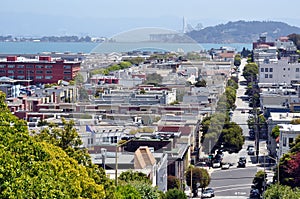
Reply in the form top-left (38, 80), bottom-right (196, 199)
top-left (102, 137), bottom-right (109, 143)
top-left (270, 68), bottom-right (273, 72)
top-left (45, 65), bottom-right (52, 68)
top-left (283, 68), bottom-right (286, 71)
top-left (17, 65), bottom-right (24, 68)
top-left (289, 137), bottom-right (294, 148)
top-left (36, 65), bottom-right (43, 69)
top-left (265, 68), bottom-right (269, 72)
top-left (265, 74), bottom-right (268, 78)
top-left (0, 65), bottom-right (6, 68)
top-left (64, 71), bottom-right (71, 74)
top-left (36, 76), bottom-right (43, 79)
top-left (269, 74), bottom-right (273, 78)
top-left (283, 75), bottom-right (286, 77)
top-left (63, 65), bottom-right (71, 69)
top-left (283, 137), bottom-right (287, 147)
top-left (46, 70), bottom-right (52, 74)
top-left (36, 70), bottom-right (43, 74)
top-left (27, 70), bottom-right (34, 74)
top-left (17, 70), bottom-right (24, 74)
top-left (64, 76), bottom-right (71, 80)
top-left (0, 70), bottom-right (5, 73)
top-left (261, 68), bottom-right (264, 72)
top-left (45, 76), bottom-right (53, 79)
top-left (297, 68), bottom-right (300, 72)
top-left (8, 70), bottom-right (14, 74)
top-left (26, 65), bottom-right (33, 68)
top-left (8, 65), bottom-right (15, 68)
top-left (288, 68), bottom-right (290, 71)
top-left (17, 76), bottom-right (25, 80)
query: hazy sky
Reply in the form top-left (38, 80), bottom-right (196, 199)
top-left (1, 0), bottom-right (300, 37)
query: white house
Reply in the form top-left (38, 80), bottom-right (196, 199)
top-left (259, 58), bottom-right (300, 84)
top-left (278, 124), bottom-right (300, 158)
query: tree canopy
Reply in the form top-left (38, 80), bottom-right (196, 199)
top-left (0, 92), bottom-right (107, 198)
top-left (185, 167), bottom-right (210, 196)
top-left (242, 62), bottom-right (258, 83)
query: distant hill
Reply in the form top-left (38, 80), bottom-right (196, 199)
top-left (187, 20), bottom-right (300, 43)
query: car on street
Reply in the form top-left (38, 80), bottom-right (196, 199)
top-left (212, 160), bottom-right (221, 168)
top-left (201, 189), bottom-right (215, 198)
top-left (205, 188), bottom-right (215, 196)
top-left (221, 162), bottom-right (230, 169)
top-left (239, 156), bottom-right (247, 163)
top-left (248, 147), bottom-right (255, 155)
top-left (249, 188), bottom-right (260, 198)
top-left (237, 156), bottom-right (246, 168)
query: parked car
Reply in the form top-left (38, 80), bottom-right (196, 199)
top-left (248, 147), bottom-right (255, 155)
top-left (239, 156), bottom-right (247, 163)
top-left (237, 160), bottom-right (246, 168)
top-left (205, 188), bottom-right (215, 197)
top-left (212, 160), bottom-right (221, 168)
top-left (221, 162), bottom-right (230, 169)
top-left (249, 188), bottom-right (260, 199)
top-left (201, 189), bottom-right (214, 198)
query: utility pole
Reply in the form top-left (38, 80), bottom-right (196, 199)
top-left (251, 75), bottom-right (259, 163)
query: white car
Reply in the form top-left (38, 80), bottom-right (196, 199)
top-left (221, 163), bottom-right (230, 169)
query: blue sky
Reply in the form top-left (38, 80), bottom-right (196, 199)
top-left (1, 0), bottom-right (300, 37)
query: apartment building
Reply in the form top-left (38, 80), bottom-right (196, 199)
top-left (0, 56), bottom-right (81, 84)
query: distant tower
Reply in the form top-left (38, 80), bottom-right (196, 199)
top-left (182, 17), bottom-right (186, 34)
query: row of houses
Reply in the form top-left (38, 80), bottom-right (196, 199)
top-left (253, 35), bottom-right (300, 159)
top-left (1, 50), bottom-right (234, 192)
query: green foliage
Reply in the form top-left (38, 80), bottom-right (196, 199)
top-left (115, 184), bottom-right (142, 199)
top-left (234, 54), bottom-right (241, 67)
top-left (253, 170), bottom-right (267, 194)
top-left (263, 184), bottom-right (300, 199)
top-left (167, 176), bottom-right (180, 190)
top-left (227, 79), bottom-right (238, 90)
top-left (0, 91), bottom-right (106, 198)
top-left (124, 57), bottom-right (145, 65)
top-left (271, 125), bottom-right (280, 139)
top-left (74, 73), bottom-right (84, 84)
top-left (243, 62), bottom-right (258, 82)
top-left (219, 122), bottom-right (244, 153)
top-left (164, 189), bottom-right (187, 199)
top-left (144, 73), bottom-right (163, 85)
top-left (118, 170), bottom-right (151, 184)
top-left (288, 33), bottom-right (300, 50)
top-left (185, 167), bottom-right (210, 192)
top-left (91, 61), bottom-right (132, 75)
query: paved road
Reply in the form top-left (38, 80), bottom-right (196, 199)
top-left (208, 59), bottom-right (264, 199)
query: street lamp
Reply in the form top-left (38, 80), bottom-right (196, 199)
top-left (115, 140), bottom-right (130, 186)
top-left (101, 148), bottom-right (107, 170)
top-left (268, 155), bottom-right (280, 185)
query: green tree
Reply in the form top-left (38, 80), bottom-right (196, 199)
top-left (234, 54), bottom-right (241, 67)
top-left (74, 73), bottom-right (84, 84)
top-left (167, 176), bottom-right (180, 190)
top-left (0, 91), bottom-right (106, 198)
top-left (165, 189), bottom-right (187, 199)
top-left (118, 170), bottom-right (151, 184)
top-left (242, 62), bottom-right (258, 83)
top-left (271, 125), bottom-right (280, 139)
top-left (263, 184), bottom-right (300, 199)
top-left (219, 121), bottom-right (244, 153)
top-left (253, 170), bottom-right (267, 194)
top-left (115, 184), bottom-right (142, 199)
top-left (185, 167), bottom-right (210, 196)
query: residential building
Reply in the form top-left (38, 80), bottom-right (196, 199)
top-left (0, 56), bottom-right (80, 84)
top-left (259, 58), bottom-right (300, 84)
top-left (278, 124), bottom-right (300, 158)
top-left (267, 112), bottom-right (300, 157)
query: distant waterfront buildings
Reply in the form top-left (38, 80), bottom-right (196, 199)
top-left (0, 56), bottom-right (80, 84)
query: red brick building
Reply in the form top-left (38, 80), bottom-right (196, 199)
top-left (0, 56), bottom-right (80, 84)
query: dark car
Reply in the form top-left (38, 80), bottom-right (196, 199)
top-left (250, 188), bottom-right (260, 199)
top-left (237, 160), bottom-right (246, 168)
